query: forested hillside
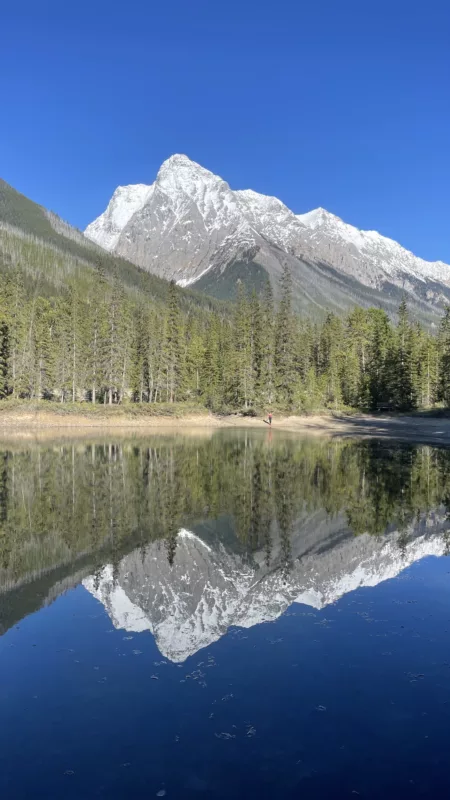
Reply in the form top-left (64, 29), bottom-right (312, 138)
top-left (0, 179), bottom-right (222, 309)
top-left (1, 178), bottom-right (450, 413)
top-left (0, 233), bottom-right (449, 411)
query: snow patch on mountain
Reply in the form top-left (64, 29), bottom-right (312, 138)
top-left (177, 265), bottom-right (213, 288)
top-left (85, 183), bottom-right (152, 251)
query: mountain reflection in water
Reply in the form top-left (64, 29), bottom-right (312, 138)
top-left (1, 431), bottom-right (450, 650)
top-left (3, 431), bottom-right (450, 799)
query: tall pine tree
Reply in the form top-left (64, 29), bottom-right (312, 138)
top-left (275, 266), bottom-right (295, 407)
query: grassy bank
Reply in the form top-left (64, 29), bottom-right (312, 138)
top-left (0, 399), bottom-right (211, 420)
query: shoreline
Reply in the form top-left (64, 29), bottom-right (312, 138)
top-left (0, 407), bottom-right (450, 445)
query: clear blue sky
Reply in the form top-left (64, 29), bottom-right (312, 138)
top-left (2, 0), bottom-right (450, 262)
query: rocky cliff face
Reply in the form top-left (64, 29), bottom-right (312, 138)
top-left (84, 510), bottom-right (447, 662)
top-left (86, 155), bottom-right (257, 285)
top-left (85, 155), bottom-right (450, 316)
top-left (297, 207), bottom-right (450, 292)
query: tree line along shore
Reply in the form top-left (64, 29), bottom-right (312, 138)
top-left (1, 254), bottom-right (450, 415)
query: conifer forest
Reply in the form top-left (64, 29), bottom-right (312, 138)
top-left (1, 223), bottom-right (450, 413)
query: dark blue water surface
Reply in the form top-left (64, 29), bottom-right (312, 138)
top-left (1, 432), bottom-right (450, 798)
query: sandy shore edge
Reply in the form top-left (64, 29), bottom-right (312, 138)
top-left (0, 409), bottom-right (450, 445)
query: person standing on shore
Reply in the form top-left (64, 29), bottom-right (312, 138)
top-left (268, 412), bottom-right (272, 426)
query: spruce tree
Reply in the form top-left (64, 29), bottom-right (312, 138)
top-left (393, 298), bottom-right (415, 411)
top-left (409, 322), bottom-right (424, 409)
top-left (230, 283), bottom-right (253, 408)
top-left (250, 291), bottom-right (263, 405)
top-left (162, 281), bottom-right (185, 403)
top-left (53, 296), bottom-right (71, 401)
top-left (0, 320), bottom-right (9, 399)
top-left (33, 298), bottom-right (55, 399)
top-left (105, 280), bottom-right (128, 404)
top-left (131, 306), bottom-right (149, 402)
top-left (0, 272), bottom-right (26, 398)
top-left (419, 332), bottom-right (438, 408)
top-left (202, 316), bottom-right (221, 408)
top-left (67, 286), bottom-right (81, 402)
top-left (438, 307), bottom-right (450, 406)
top-left (366, 308), bottom-right (393, 410)
top-left (343, 308), bottom-right (371, 408)
top-left (185, 315), bottom-right (205, 400)
top-left (88, 270), bottom-right (109, 404)
top-left (318, 313), bottom-right (344, 408)
top-left (275, 266), bottom-right (295, 407)
top-left (259, 282), bottom-right (275, 406)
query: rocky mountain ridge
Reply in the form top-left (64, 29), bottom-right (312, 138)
top-left (85, 155), bottom-right (450, 317)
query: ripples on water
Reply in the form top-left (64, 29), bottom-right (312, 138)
top-left (1, 430), bottom-right (450, 798)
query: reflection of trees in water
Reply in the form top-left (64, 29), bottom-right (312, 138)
top-left (1, 436), bottom-right (450, 588)
top-left (273, 452), bottom-right (295, 578)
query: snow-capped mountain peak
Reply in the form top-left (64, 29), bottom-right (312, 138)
top-left (84, 155), bottom-right (450, 313)
top-left (154, 154), bottom-right (243, 233)
top-left (156, 153), bottom-right (219, 184)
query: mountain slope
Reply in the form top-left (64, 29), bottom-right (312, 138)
top-left (84, 184), bottom-right (153, 252)
top-left (297, 207), bottom-right (450, 291)
top-left (87, 155), bottom-right (257, 287)
top-left (85, 156), bottom-right (450, 320)
top-left (0, 178), bottom-right (223, 312)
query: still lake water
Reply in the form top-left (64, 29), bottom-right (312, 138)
top-left (1, 430), bottom-right (450, 798)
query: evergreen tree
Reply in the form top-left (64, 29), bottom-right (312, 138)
top-left (230, 283), bottom-right (253, 408)
top-left (105, 280), bottom-right (128, 404)
top-left (0, 320), bottom-right (9, 398)
top-left (185, 315), bottom-right (206, 400)
top-left (67, 286), bottom-right (82, 402)
top-left (202, 316), bottom-right (221, 408)
top-left (438, 306), bottom-right (450, 405)
top-left (87, 269), bottom-right (109, 404)
top-left (366, 308), bottom-right (393, 410)
top-left (392, 298), bottom-right (416, 411)
top-left (275, 266), bottom-right (295, 407)
top-left (258, 282), bottom-right (275, 406)
top-left (318, 313), bottom-right (344, 408)
top-left (343, 308), bottom-right (371, 408)
top-left (419, 332), bottom-right (438, 409)
top-left (53, 296), bottom-right (71, 401)
top-left (250, 291), bottom-right (263, 405)
top-left (162, 281), bottom-right (185, 403)
top-left (131, 306), bottom-right (149, 402)
top-left (0, 272), bottom-right (26, 398)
